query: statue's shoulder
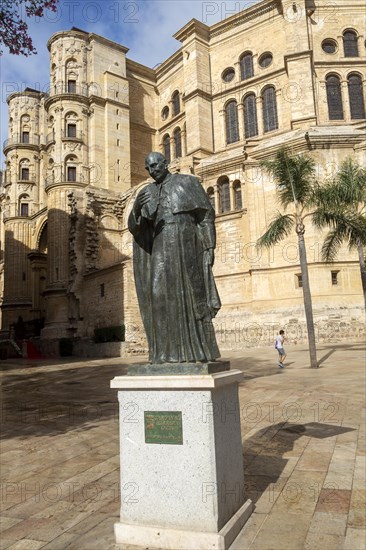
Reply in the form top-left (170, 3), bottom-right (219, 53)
top-left (171, 173), bottom-right (201, 186)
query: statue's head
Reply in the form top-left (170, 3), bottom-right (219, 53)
top-left (145, 152), bottom-right (169, 183)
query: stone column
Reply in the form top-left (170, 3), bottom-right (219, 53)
top-left (214, 183), bottom-right (220, 214)
top-left (237, 103), bottom-right (244, 143)
top-left (219, 109), bottom-right (226, 149)
top-left (255, 96), bottom-right (264, 136)
top-left (341, 79), bottom-right (351, 122)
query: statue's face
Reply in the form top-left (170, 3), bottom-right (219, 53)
top-left (145, 154), bottom-right (169, 183)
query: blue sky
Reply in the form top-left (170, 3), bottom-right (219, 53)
top-left (0, 0), bottom-right (259, 163)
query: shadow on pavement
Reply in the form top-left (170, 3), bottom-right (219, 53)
top-left (243, 421), bottom-right (355, 506)
top-left (0, 364), bottom-right (129, 440)
top-left (318, 348), bottom-right (336, 366)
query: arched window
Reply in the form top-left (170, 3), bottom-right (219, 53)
top-left (65, 112), bottom-right (78, 138)
top-left (240, 52), bottom-right (254, 80)
top-left (163, 134), bottom-right (171, 164)
top-left (343, 30), bottom-right (358, 57)
top-left (326, 75), bottom-right (344, 120)
top-left (218, 176), bottom-right (230, 213)
top-left (65, 58), bottom-right (78, 93)
top-left (18, 194), bottom-right (30, 216)
top-left (348, 73), bottom-right (365, 119)
top-left (207, 187), bottom-right (215, 210)
top-left (173, 128), bottom-right (182, 158)
top-left (20, 114), bottom-right (30, 143)
top-left (233, 181), bottom-right (242, 210)
top-left (19, 158), bottom-right (30, 181)
top-left (65, 155), bottom-right (78, 182)
top-left (243, 94), bottom-right (258, 137)
top-left (225, 100), bottom-right (239, 144)
top-left (262, 86), bottom-right (278, 132)
top-left (172, 91), bottom-right (180, 116)
top-left (161, 106), bottom-right (169, 120)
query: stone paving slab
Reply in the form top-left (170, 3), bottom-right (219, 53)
top-left (0, 343), bottom-right (365, 549)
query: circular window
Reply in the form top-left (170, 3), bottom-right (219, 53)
top-left (258, 52), bottom-right (273, 68)
top-left (222, 68), bottom-right (235, 82)
top-left (322, 39), bottom-right (337, 54)
top-left (161, 106), bottom-right (169, 120)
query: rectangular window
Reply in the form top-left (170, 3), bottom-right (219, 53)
top-left (21, 168), bottom-right (29, 181)
top-left (296, 274), bottom-right (303, 288)
top-left (100, 283), bottom-right (105, 297)
top-left (20, 203), bottom-right (29, 216)
top-left (67, 124), bottom-right (76, 138)
top-left (331, 271), bottom-right (339, 285)
top-left (22, 132), bottom-right (29, 143)
top-left (67, 167), bottom-right (76, 182)
top-left (67, 80), bottom-right (76, 93)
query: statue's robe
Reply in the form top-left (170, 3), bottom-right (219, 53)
top-left (128, 173), bottom-right (221, 364)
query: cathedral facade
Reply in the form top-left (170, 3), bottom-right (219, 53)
top-left (1, 0), bottom-right (365, 353)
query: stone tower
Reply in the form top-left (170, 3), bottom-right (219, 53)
top-left (2, 89), bottom-right (46, 330)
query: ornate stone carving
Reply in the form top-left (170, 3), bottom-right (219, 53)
top-left (63, 142), bottom-right (82, 152)
top-left (68, 192), bottom-right (78, 278)
top-left (84, 189), bottom-right (127, 272)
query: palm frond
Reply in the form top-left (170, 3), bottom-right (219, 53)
top-left (321, 229), bottom-right (346, 262)
top-left (257, 212), bottom-right (295, 249)
top-left (260, 148), bottom-right (316, 208)
top-left (328, 157), bottom-right (366, 206)
top-left (319, 211), bottom-right (366, 261)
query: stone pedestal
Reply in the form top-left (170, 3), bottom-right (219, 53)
top-left (110, 367), bottom-right (253, 550)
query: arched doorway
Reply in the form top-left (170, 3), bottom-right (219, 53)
top-left (27, 222), bottom-right (47, 333)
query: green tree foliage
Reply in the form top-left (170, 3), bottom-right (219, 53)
top-left (257, 148), bottom-right (319, 368)
top-left (313, 157), bottom-right (366, 310)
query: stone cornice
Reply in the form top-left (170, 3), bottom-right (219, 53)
top-left (197, 152), bottom-right (244, 177)
top-left (158, 111), bottom-right (185, 133)
top-left (173, 19), bottom-right (210, 43)
top-left (44, 93), bottom-right (89, 110)
top-left (126, 59), bottom-right (157, 84)
top-left (314, 59), bottom-right (366, 70)
top-left (47, 30), bottom-right (129, 54)
top-left (183, 88), bottom-right (212, 103)
top-left (7, 90), bottom-right (46, 104)
top-left (155, 49), bottom-right (183, 81)
top-left (251, 126), bottom-right (366, 160)
top-left (210, 0), bottom-right (281, 39)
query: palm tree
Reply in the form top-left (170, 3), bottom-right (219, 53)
top-left (312, 157), bottom-right (366, 311)
top-left (257, 148), bottom-right (319, 368)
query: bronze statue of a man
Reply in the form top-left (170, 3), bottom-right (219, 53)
top-left (128, 152), bottom-right (221, 364)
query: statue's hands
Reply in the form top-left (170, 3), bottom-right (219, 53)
top-left (205, 248), bottom-right (215, 266)
top-left (134, 189), bottom-right (151, 217)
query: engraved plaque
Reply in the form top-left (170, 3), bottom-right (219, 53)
top-left (144, 411), bottom-right (183, 445)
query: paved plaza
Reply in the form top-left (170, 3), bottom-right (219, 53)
top-left (0, 343), bottom-right (365, 549)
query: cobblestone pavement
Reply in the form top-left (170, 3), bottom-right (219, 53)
top-left (0, 343), bottom-right (365, 549)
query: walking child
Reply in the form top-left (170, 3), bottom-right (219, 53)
top-left (275, 330), bottom-right (286, 368)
